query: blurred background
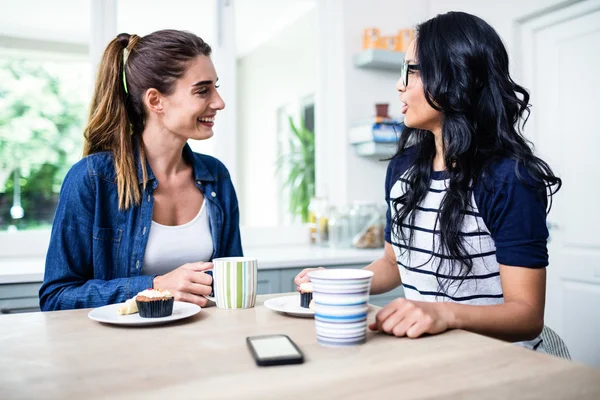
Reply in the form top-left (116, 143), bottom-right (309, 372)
top-left (0, 0), bottom-right (599, 367)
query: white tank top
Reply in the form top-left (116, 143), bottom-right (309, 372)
top-left (142, 200), bottom-right (214, 277)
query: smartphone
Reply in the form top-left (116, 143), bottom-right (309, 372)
top-left (246, 334), bottom-right (305, 367)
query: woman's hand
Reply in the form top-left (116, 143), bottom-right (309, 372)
top-left (368, 298), bottom-right (453, 338)
top-left (153, 262), bottom-right (214, 307)
top-left (293, 267), bottom-right (325, 291)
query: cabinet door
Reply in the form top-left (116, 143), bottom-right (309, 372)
top-left (279, 268), bottom-right (304, 293)
top-left (0, 282), bottom-right (42, 314)
top-left (256, 270), bottom-right (281, 295)
top-left (0, 297), bottom-right (41, 314)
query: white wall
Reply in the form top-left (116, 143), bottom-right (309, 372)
top-left (236, 10), bottom-right (318, 226)
top-left (316, 0), bottom-right (428, 208)
top-left (342, 0), bottom-right (429, 205)
top-left (317, 0), bottom-right (571, 209)
top-left (427, 0), bottom-right (571, 78)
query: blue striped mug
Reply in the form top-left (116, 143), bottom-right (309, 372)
top-left (204, 257), bottom-right (258, 309)
top-left (308, 268), bottom-right (374, 347)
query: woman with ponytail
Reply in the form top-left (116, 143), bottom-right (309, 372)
top-left (40, 30), bottom-right (242, 310)
top-left (295, 12), bottom-right (561, 351)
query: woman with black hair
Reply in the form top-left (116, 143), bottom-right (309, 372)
top-left (296, 11), bottom-right (561, 351)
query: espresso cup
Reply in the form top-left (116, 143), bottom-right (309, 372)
top-left (203, 257), bottom-right (258, 309)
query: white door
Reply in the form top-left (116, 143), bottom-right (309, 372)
top-left (521, 0), bottom-right (600, 367)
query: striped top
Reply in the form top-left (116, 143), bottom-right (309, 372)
top-left (384, 147), bottom-right (549, 351)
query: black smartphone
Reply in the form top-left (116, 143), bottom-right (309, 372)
top-left (246, 334), bottom-right (305, 367)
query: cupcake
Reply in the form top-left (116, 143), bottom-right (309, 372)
top-left (299, 282), bottom-right (313, 308)
top-left (135, 289), bottom-right (174, 318)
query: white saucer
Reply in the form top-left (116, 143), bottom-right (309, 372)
top-left (88, 301), bottom-right (201, 326)
top-left (264, 294), bottom-right (314, 318)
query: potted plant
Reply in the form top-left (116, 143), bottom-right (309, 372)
top-left (276, 116), bottom-right (315, 223)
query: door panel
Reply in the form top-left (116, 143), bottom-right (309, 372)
top-left (524, 2), bottom-right (600, 366)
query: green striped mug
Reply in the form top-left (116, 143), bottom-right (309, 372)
top-left (204, 257), bottom-right (258, 309)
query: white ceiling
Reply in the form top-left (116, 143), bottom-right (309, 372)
top-left (0, 0), bottom-right (316, 57)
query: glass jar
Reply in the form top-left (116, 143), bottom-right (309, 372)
top-left (307, 197), bottom-right (319, 244)
top-left (348, 201), bottom-right (379, 240)
top-left (352, 203), bottom-right (386, 249)
top-left (328, 206), bottom-right (351, 248)
top-left (309, 197), bottom-right (330, 246)
top-left (316, 204), bottom-right (331, 247)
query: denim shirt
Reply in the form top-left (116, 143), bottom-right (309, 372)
top-left (39, 144), bottom-right (243, 311)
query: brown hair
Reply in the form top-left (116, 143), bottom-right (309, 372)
top-left (83, 30), bottom-right (212, 209)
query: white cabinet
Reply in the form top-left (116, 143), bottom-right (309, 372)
top-left (0, 264), bottom-right (405, 313)
top-left (0, 282), bottom-right (41, 314)
top-left (256, 270), bottom-right (281, 295)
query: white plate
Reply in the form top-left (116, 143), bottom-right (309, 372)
top-left (264, 294), bottom-right (314, 318)
top-left (88, 301), bottom-right (201, 326)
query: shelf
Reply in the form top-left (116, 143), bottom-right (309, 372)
top-left (352, 141), bottom-right (398, 158)
top-left (354, 49), bottom-right (404, 71)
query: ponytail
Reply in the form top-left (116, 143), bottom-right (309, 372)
top-left (83, 33), bottom-right (146, 210)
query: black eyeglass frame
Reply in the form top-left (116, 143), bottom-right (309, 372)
top-left (401, 61), bottom-right (420, 87)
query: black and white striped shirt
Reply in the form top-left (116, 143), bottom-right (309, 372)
top-left (384, 147), bottom-right (549, 351)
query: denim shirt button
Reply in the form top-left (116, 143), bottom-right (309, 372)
top-left (147, 195), bottom-right (151, 202)
top-left (135, 260), bottom-right (140, 269)
top-left (211, 191), bottom-right (216, 197)
top-left (142, 226), bottom-right (147, 235)
top-left (196, 180), bottom-right (202, 185)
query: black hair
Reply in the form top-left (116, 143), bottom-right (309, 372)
top-left (392, 12), bottom-right (561, 294)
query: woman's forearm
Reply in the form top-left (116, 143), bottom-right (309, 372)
top-left (365, 256), bottom-right (401, 295)
top-left (39, 275), bottom-right (154, 311)
top-left (443, 300), bottom-right (544, 342)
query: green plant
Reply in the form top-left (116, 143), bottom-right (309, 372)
top-left (276, 116), bottom-right (315, 223)
top-left (0, 58), bottom-right (87, 230)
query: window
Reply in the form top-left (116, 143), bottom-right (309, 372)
top-left (0, 0), bottom-right (91, 233)
top-left (276, 96), bottom-right (316, 226)
top-left (0, 54), bottom-right (90, 232)
top-left (302, 99), bottom-right (315, 135)
top-left (235, 0), bottom-right (318, 227)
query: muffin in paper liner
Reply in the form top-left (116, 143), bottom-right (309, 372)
top-left (299, 282), bottom-right (313, 309)
top-left (135, 289), bottom-right (174, 318)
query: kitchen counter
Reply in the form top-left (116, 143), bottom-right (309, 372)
top-left (0, 245), bottom-right (382, 284)
top-left (248, 245), bottom-right (381, 269)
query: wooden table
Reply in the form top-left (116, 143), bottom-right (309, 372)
top-left (1, 294), bottom-right (599, 399)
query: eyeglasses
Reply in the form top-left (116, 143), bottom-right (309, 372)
top-left (401, 61), bottom-right (420, 87)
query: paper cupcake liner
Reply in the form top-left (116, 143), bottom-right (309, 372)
top-left (300, 292), bottom-right (313, 308)
top-left (136, 298), bottom-right (174, 318)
